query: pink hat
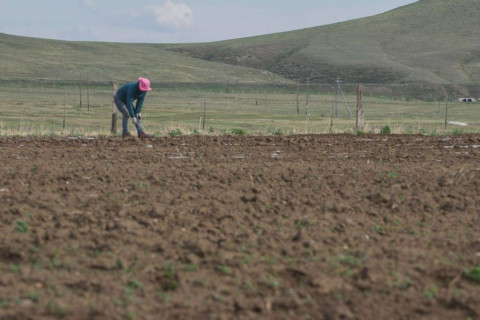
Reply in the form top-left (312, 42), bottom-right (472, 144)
top-left (138, 77), bottom-right (152, 92)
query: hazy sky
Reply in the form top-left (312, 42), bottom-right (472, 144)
top-left (0, 0), bottom-right (417, 43)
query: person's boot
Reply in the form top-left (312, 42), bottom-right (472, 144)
top-left (138, 132), bottom-right (152, 139)
top-left (122, 131), bottom-right (133, 139)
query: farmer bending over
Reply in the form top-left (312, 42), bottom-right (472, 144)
top-left (114, 77), bottom-right (152, 139)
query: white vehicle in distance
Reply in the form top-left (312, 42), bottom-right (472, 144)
top-left (458, 97), bottom-right (477, 103)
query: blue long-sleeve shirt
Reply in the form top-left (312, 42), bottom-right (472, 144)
top-left (116, 81), bottom-right (147, 117)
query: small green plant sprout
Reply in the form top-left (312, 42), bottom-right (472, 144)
top-left (391, 277), bottom-right (414, 290)
top-left (1, 299), bottom-right (9, 308)
top-left (164, 261), bottom-right (176, 278)
top-left (15, 219), bottom-right (28, 233)
top-left (125, 278), bottom-right (142, 295)
top-left (163, 261), bottom-right (179, 290)
top-left (182, 263), bottom-right (198, 272)
top-left (373, 224), bottom-right (383, 233)
top-left (389, 172), bottom-right (399, 178)
top-left (10, 264), bottom-right (20, 274)
top-left (380, 125), bottom-right (391, 134)
top-left (212, 293), bottom-right (226, 303)
top-left (208, 126), bottom-right (214, 133)
top-left (231, 128), bottom-right (246, 136)
top-left (50, 256), bottom-right (62, 268)
top-left (263, 276), bottom-right (280, 289)
top-left (273, 129), bottom-right (283, 136)
top-left (132, 180), bottom-right (149, 188)
top-left (260, 256), bottom-right (279, 266)
top-left (217, 265), bottom-right (232, 275)
top-left (168, 129), bottom-right (182, 137)
top-left (158, 290), bottom-right (172, 303)
top-left (463, 266), bottom-right (480, 283)
top-left (112, 297), bottom-right (123, 306)
top-left (46, 301), bottom-right (70, 317)
top-left (337, 254), bottom-right (363, 267)
top-left (333, 253), bottom-right (365, 277)
top-left (295, 219), bottom-right (309, 230)
top-left (423, 284), bottom-right (438, 299)
top-left (127, 310), bottom-right (137, 320)
top-left (114, 259), bottom-right (123, 270)
top-left (28, 290), bottom-right (41, 302)
top-left (241, 255), bottom-right (254, 266)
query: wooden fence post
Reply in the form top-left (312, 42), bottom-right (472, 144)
top-left (441, 86), bottom-right (448, 129)
top-left (264, 90), bottom-right (267, 111)
top-left (329, 102), bottom-right (334, 133)
top-left (63, 86), bottom-right (67, 131)
top-left (79, 72), bottom-right (82, 108)
top-left (87, 73), bottom-right (90, 113)
top-left (356, 85), bottom-right (364, 131)
top-left (444, 96), bottom-right (448, 129)
top-left (202, 100), bottom-right (207, 130)
top-left (296, 80), bottom-right (300, 115)
top-left (306, 78), bottom-right (310, 115)
top-left (111, 82), bottom-right (118, 135)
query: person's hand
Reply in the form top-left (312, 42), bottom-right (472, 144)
top-left (136, 113), bottom-right (142, 120)
top-left (131, 117), bottom-right (138, 125)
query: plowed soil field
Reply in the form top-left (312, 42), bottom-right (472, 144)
top-left (0, 134), bottom-right (479, 320)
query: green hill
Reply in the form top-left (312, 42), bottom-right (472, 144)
top-left (169, 0), bottom-right (480, 84)
top-left (0, 33), bottom-right (289, 84)
top-left (2, 0), bottom-right (480, 84)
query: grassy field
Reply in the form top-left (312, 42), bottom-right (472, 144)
top-left (1, 84), bottom-right (480, 137)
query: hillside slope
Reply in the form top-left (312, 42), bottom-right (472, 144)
top-left (169, 0), bottom-right (480, 84)
top-left (2, 0), bottom-right (480, 84)
top-left (0, 33), bottom-right (289, 83)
